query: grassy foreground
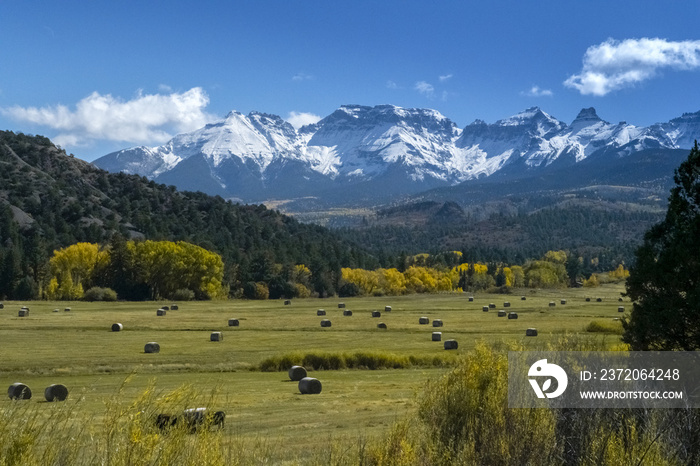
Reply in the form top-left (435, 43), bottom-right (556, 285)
top-left (0, 285), bottom-right (628, 463)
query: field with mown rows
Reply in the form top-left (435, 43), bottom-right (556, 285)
top-left (0, 284), bottom-right (627, 462)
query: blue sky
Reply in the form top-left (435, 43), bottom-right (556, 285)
top-left (1, 0), bottom-right (699, 161)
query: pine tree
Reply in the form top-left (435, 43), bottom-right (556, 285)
top-left (623, 143), bottom-right (700, 350)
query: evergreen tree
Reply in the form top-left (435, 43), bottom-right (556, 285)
top-left (623, 143), bottom-right (700, 350)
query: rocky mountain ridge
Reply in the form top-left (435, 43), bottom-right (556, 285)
top-left (93, 105), bottom-right (700, 203)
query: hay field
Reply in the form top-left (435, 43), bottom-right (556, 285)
top-left (0, 284), bottom-right (626, 459)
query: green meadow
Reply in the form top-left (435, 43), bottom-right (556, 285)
top-left (0, 285), bottom-right (627, 462)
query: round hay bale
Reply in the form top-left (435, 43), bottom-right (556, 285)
top-left (162, 306), bottom-right (170, 311)
top-left (18, 309), bottom-right (28, 317)
top-left (144, 342), bottom-right (160, 353)
top-left (288, 365), bottom-right (307, 381)
top-left (560, 299), bottom-right (567, 305)
top-left (343, 310), bottom-right (353, 316)
top-left (468, 296), bottom-right (474, 302)
top-left (157, 309), bottom-right (166, 316)
top-left (526, 328), bottom-right (538, 337)
top-left (64, 307), bottom-right (71, 312)
top-left (284, 300), bottom-right (291, 305)
top-left (228, 318), bottom-right (239, 327)
top-left (371, 311), bottom-right (381, 318)
top-left (111, 323), bottom-right (123, 332)
top-left (618, 297), bottom-right (623, 302)
top-left (317, 309), bottom-right (326, 316)
top-left (596, 298), bottom-right (603, 302)
top-left (585, 297), bottom-right (591, 302)
top-left (432, 332), bottom-right (442, 341)
top-left (549, 302), bottom-right (556, 307)
top-left (171, 304), bottom-right (179, 310)
top-left (338, 303), bottom-right (345, 309)
top-left (482, 306), bottom-right (489, 312)
top-left (618, 306), bottom-right (625, 313)
top-left (8, 383), bottom-right (32, 400)
top-left (210, 332), bottom-right (223, 342)
top-left (384, 306), bottom-right (392, 312)
top-left (444, 339), bottom-right (458, 350)
top-left (44, 384), bottom-right (68, 402)
top-left (155, 413), bottom-right (177, 431)
top-left (8, 383), bottom-right (22, 398)
top-left (497, 310), bottom-right (506, 317)
top-left (0, 302), bottom-right (4, 309)
top-left (182, 408), bottom-right (206, 432)
top-left (489, 303), bottom-right (496, 309)
top-left (521, 296), bottom-right (526, 301)
top-left (432, 319), bottom-right (443, 327)
top-left (377, 322), bottom-right (387, 329)
top-left (298, 377), bottom-right (322, 395)
top-left (504, 302), bottom-right (511, 308)
top-left (508, 312), bottom-right (518, 320)
top-left (419, 316), bottom-right (429, 324)
top-left (53, 308), bottom-right (59, 312)
top-left (211, 411), bottom-right (226, 429)
top-left (320, 319), bottom-right (331, 327)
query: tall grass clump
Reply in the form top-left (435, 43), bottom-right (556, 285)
top-left (259, 351), bottom-right (456, 372)
top-left (370, 339), bottom-right (693, 465)
top-left (95, 379), bottom-right (228, 466)
top-left (0, 379), bottom-right (233, 466)
top-left (584, 319), bottom-right (624, 335)
top-left (417, 342), bottom-right (557, 465)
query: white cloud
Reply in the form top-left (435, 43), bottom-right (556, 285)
top-left (286, 111), bottom-right (321, 129)
top-left (522, 85), bottom-right (553, 97)
top-left (565, 38), bottom-right (700, 96)
top-left (386, 80), bottom-right (399, 89)
top-left (292, 72), bottom-right (313, 81)
top-left (2, 87), bottom-right (214, 147)
top-left (439, 74), bottom-right (453, 82)
top-left (414, 81), bottom-right (435, 98)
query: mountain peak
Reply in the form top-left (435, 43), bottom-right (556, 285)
top-left (498, 107), bottom-right (551, 126)
top-left (225, 110), bottom-right (243, 119)
top-left (572, 107), bottom-right (602, 124)
top-left (93, 104), bottom-right (700, 203)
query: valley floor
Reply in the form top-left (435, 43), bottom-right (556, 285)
top-left (0, 285), bottom-right (626, 463)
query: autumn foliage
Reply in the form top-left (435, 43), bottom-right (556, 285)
top-left (46, 240), bottom-right (226, 300)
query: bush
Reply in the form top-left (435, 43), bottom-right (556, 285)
top-left (83, 287), bottom-right (118, 301)
top-left (294, 283), bottom-right (311, 298)
top-left (259, 351), bottom-right (455, 372)
top-left (585, 319), bottom-right (624, 334)
top-left (171, 289), bottom-right (195, 301)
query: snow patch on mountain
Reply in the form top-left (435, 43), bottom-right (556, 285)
top-left (93, 104), bottom-right (700, 201)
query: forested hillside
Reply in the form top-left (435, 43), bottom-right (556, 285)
top-left (0, 131), bottom-right (375, 299)
top-left (337, 200), bottom-right (663, 274)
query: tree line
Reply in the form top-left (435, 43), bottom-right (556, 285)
top-left (339, 250), bottom-right (626, 297)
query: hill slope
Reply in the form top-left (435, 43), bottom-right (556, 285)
top-left (0, 131), bottom-right (374, 299)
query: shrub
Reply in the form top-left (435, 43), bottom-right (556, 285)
top-left (259, 351), bottom-right (455, 372)
top-left (294, 283), bottom-right (311, 298)
top-left (254, 282), bottom-right (269, 300)
top-left (83, 287), bottom-right (118, 301)
top-left (171, 288), bottom-right (195, 301)
top-left (585, 320), bottom-right (624, 334)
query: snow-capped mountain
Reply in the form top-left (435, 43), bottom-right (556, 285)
top-left (93, 105), bottom-right (700, 202)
